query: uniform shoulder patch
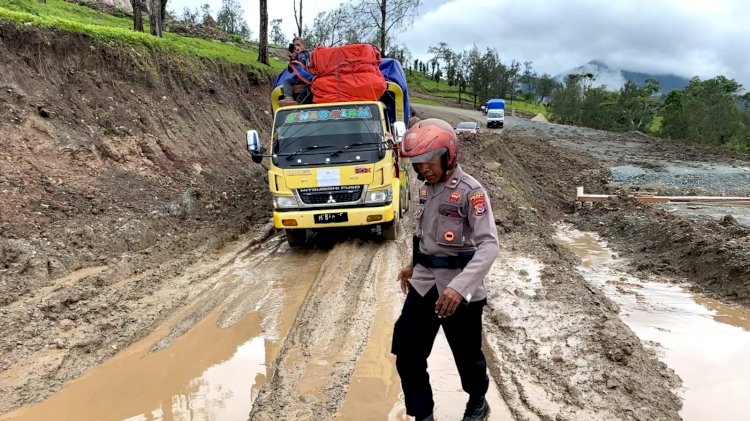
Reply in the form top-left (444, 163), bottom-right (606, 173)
top-left (469, 192), bottom-right (487, 216)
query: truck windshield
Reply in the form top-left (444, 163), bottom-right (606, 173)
top-left (272, 104), bottom-right (384, 168)
top-left (488, 110), bottom-right (504, 118)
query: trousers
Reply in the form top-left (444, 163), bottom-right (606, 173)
top-left (391, 285), bottom-right (489, 418)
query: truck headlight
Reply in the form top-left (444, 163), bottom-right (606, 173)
top-left (273, 195), bottom-right (298, 209)
top-left (365, 186), bottom-right (392, 204)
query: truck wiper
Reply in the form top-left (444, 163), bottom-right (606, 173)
top-left (329, 142), bottom-right (376, 157)
top-left (283, 145), bottom-right (334, 160)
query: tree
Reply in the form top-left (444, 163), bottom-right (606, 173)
top-left (217, 0), bottom-right (251, 37)
top-left (200, 3), bottom-right (212, 23)
top-left (351, 0), bottom-right (421, 56)
top-left (270, 19), bottom-right (286, 45)
top-left (181, 6), bottom-right (199, 24)
top-left (130, 0), bottom-right (144, 32)
top-left (465, 45), bottom-right (483, 107)
top-left (148, 0), bottom-right (167, 37)
top-left (549, 74), bottom-right (590, 125)
top-left (293, 0), bottom-right (303, 37)
top-left (258, 0), bottom-right (268, 64)
top-left (520, 61), bottom-right (536, 101)
top-left (662, 76), bottom-right (745, 146)
top-left (307, 6), bottom-right (352, 47)
top-left (536, 73), bottom-right (556, 104)
top-left (615, 79), bottom-right (660, 132)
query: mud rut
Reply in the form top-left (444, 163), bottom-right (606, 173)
top-left (2, 106), bottom-right (706, 421)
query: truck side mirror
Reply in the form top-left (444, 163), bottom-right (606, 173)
top-left (246, 130), bottom-right (263, 163)
top-left (392, 121), bottom-right (406, 144)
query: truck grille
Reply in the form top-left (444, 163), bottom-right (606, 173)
top-left (298, 185), bottom-right (363, 205)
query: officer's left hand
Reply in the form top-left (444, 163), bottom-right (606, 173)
top-left (435, 287), bottom-right (462, 318)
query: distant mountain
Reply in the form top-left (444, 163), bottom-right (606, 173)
top-left (553, 60), bottom-right (689, 93)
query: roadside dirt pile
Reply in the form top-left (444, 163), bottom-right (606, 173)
top-left (457, 127), bottom-right (682, 420)
top-left (574, 198), bottom-right (750, 306)
top-left (0, 23), bottom-right (273, 410)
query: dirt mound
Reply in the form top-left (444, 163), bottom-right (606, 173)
top-left (0, 24), bottom-right (272, 315)
top-left (573, 198), bottom-right (750, 305)
top-left (530, 113), bottom-right (548, 122)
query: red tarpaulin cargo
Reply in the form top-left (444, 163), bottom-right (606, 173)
top-left (309, 44), bottom-right (387, 103)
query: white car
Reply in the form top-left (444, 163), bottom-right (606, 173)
top-left (454, 121), bottom-right (480, 135)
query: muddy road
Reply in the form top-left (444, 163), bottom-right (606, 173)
top-left (2, 100), bottom-right (750, 421)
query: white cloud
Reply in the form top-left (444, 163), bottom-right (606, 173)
top-left (168, 0), bottom-right (750, 88)
top-left (401, 0), bottom-right (750, 87)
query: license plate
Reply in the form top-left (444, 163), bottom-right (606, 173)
top-left (314, 212), bottom-right (348, 224)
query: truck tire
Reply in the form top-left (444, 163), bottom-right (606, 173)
top-left (400, 185), bottom-right (410, 214)
top-left (381, 219), bottom-right (398, 241)
top-left (285, 229), bottom-right (306, 247)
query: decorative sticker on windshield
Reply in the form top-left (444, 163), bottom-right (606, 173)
top-left (284, 107), bottom-right (373, 124)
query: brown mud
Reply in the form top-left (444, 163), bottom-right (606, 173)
top-left (1, 22), bottom-right (749, 421)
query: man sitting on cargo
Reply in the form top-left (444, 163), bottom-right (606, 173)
top-left (279, 37), bottom-right (312, 107)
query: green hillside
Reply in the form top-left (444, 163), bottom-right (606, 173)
top-left (406, 70), bottom-right (548, 116)
top-left (0, 0), bottom-right (284, 72)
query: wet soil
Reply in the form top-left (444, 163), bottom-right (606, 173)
top-left (2, 22), bottom-right (749, 421)
top-left (0, 23), bottom-right (274, 412)
top-left (556, 225), bottom-right (750, 421)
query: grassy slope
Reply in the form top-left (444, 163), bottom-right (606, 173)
top-left (0, 0), bottom-right (285, 72)
top-left (406, 70), bottom-right (549, 116)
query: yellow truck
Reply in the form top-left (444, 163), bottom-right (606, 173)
top-left (245, 66), bottom-right (411, 246)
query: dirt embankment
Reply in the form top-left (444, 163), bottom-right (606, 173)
top-left (0, 23), bottom-right (273, 410)
top-left (573, 199), bottom-right (750, 305)
top-left (457, 128), bottom-right (681, 420)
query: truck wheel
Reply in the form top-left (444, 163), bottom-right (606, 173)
top-left (285, 229), bottom-right (306, 247)
top-left (400, 185), bottom-right (410, 214)
top-left (381, 219), bottom-right (398, 241)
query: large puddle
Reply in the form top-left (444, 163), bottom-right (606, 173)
top-left (2, 236), bottom-right (325, 421)
top-left (556, 224), bottom-right (750, 421)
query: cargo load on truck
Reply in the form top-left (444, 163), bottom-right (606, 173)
top-left (271, 47), bottom-right (411, 127)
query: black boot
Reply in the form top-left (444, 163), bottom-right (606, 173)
top-left (462, 396), bottom-right (490, 421)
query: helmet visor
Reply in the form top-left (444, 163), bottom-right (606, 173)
top-left (408, 147), bottom-right (447, 163)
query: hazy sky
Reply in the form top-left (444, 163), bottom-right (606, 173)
top-left (169, 0), bottom-right (750, 88)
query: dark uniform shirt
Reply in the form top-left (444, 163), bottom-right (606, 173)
top-left (411, 164), bottom-right (500, 302)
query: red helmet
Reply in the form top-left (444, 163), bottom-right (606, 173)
top-left (400, 118), bottom-right (458, 171)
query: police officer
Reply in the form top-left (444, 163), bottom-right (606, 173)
top-left (392, 118), bottom-right (499, 421)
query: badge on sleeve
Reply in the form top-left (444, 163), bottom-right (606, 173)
top-left (449, 189), bottom-right (461, 203)
top-left (419, 187), bottom-right (428, 204)
top-left (470, 192), bottom-right (487, 216)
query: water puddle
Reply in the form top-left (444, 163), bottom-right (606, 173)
top-left (2, 236), bottom-right (325, 421)
top-left (656, 203), bottom-right (750, 227)
top-left (556, 224), bottom-right (750, 421)
top-left (338, 279), bottom-right (513, 420)
top-left (38, 265), bottom-right (108, 293)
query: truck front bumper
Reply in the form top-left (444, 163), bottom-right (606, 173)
top-left (273, 203), bottom-right (396, 229)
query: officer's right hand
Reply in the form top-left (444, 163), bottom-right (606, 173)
top-left (397, 265), bottom-right (413, 294)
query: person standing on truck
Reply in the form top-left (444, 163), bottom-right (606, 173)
top-left (279, 37), bottom-right (311, 107)
top-left (392, 118), bottom-right (499, 421)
